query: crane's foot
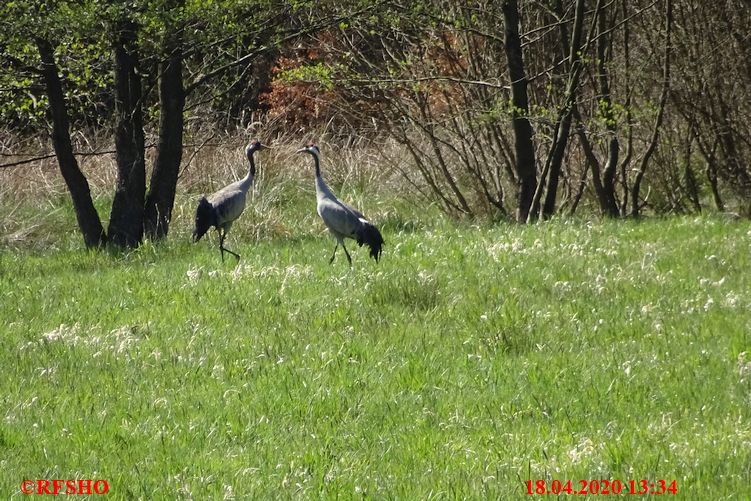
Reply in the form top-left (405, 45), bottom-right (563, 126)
top-left (220, 246), bottom-right (240, 262)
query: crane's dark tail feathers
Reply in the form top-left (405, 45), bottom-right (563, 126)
top-left (356, 222), bottom-right (384, 262)
top-left (192, 196), bottom-right (215, 243)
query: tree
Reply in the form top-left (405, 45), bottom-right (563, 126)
top-left (35, 36), bottom-right (107, 248)
top-left (108, 13), bottom-right (146, 247)
top-left (2, 0), bottom-right (351, 248)
top-left (671, 0), bottom-right (751, 215)
top-left (630, 0), bottom-right (672, 218)
top-left (0, 2), bottom-right (107, 248)
top-left (143, 0), bottom-right (185, 239)
top-left (596, 4), bottom-right (622, 217)
top-left (502, 0), bottom-right (537, 223)
top-left (534, 0), bottom-right (587, 221)
top-left (5, 0), bottom-right (751, 227)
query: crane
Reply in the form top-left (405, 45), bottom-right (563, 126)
top-left (297, 143), bottom-right (384, 265)
top-left (192, 139), bottom-right (266, 261)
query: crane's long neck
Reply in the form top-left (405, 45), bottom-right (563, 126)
top-left (312, 151), bottom-right (321, 177)
top-left (238, 150), bottom-right (256, 192)
top-left (313, 153), bottom-right (335, 201)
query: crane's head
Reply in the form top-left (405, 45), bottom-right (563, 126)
top-left (245, 139), bottom-right (266, 159)
top-left (296, 143), bottom-right (320, 157)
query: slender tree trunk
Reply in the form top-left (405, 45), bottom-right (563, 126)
top-left (109, 17), bottom-right (146, 248)
top-left (144, 23), bottom-right (185, 240)
top-left (696, 135), bottom-right (725, 212)
top-left (618, 0), bottom-right (633, 216)
top-left (572, 109), bottom-right (608, 213)
top-left (568, 128), bottom-right (590, 216)
top-left (542, 0), bottom-right (587, 219)
top-left (596, 6), bottom-right (621, 217)
top-left (35, 38), bottom-right (106, 249)
top-left (706, 162), bottom-right (724, 212)
top-left (631, 0), bottom-right (672, 217)
top-left (684, 166), bottom-right (701, 213)
top-left (502, 0), bottom-right (537, 223)
top-left (712, 90), bottom-right (751, 197)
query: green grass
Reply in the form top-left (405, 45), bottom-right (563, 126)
top-left (1, 216), bottom-right (750, 499)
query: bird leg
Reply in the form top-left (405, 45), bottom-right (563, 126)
top-left (329, 243), bottom-right (338, 264)
top-left (218, 228), bottom-right (240, 262)
top-left (341, 242), bottom-right (352, 266)
top-left (217, 229), bottom-right (224, 262)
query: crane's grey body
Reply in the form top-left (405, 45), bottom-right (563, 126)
top-left (298, 144), bottom-right (384, 265)
top-left (193, 140), bottom-right (264, 261)
top-left (207, 174), bottom-right (253, 228)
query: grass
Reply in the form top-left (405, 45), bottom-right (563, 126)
top-left (1, 136), bottom-right (750, 498)
top-left (1, 214), bottom-right (750, 499)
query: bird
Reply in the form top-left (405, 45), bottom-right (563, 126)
top-left (297, 142), bottom-right (384, 265)
top-left (192, 139), bottom-right (266, 261)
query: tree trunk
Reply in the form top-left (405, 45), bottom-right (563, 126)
top-left (144, 24), bottom-right (185, 240)
top-left (542, 0), bottom-right (586, 219)
top-left (35, 38), bottom-right (106, 249)
top-left (572, 109), bottom-right (608, 214)
top-left (631, 0), bottom-right (672, 218)
top-left (596, 6), bottom-right (621, 217)
top-left (108, 17), bottom-right (146, 248)
top-left (502, 0), bottom-right (537, 223)
top-left (706, 162), bottom-right (724, 212)
top-left (698, 136), bottom-right (725, 212)
top-left (618, 0), bottom-right (634, 216)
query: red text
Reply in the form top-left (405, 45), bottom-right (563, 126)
top-left (20, 479), bottom-right (109, 495)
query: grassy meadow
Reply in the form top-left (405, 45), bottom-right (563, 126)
top-left (1, 141), bottom-right (751, 499)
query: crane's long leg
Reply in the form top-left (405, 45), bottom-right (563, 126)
top-left (218, 228), bottom-right (240, 262)
top-left (217, 229), bottom-right (225, 262)
top-left (329, 243), bottom-right (338, 264)
top-left (341, 242), bottom-right (352, 266)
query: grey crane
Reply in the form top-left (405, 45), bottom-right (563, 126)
top-left (297, 143), bottom-right (384, 265)
top-left (192, 139), bottom-right (266, 261)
